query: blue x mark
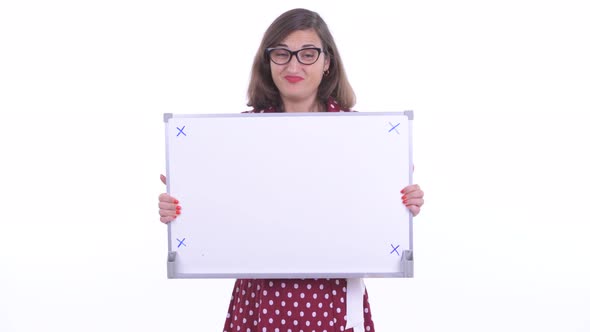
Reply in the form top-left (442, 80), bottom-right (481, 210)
top-left (390, 244), bottom-right (400, 256)
top-left (177, 238), bottom-right (187, 248)
top-left (176, 126), bottom-right (186, 137)
top-left (388, 122), bottom-right (400, 134)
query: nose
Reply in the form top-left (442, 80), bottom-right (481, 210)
top-left (285, 55), bottom-right (301, 72)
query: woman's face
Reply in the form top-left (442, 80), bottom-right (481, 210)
top-left (269, 29), bottom-right (330, 106)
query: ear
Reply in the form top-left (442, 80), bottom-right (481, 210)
top-left (323, 53), bottom-right (331, 72)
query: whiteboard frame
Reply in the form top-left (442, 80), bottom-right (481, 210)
top-left (164, 111), bottom-right (414, 279)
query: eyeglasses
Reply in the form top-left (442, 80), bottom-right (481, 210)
top-left (266, 47), bottom-right (323, 65)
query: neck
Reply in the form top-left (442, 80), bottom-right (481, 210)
top-left (282, 97), bottom-right (323, 113)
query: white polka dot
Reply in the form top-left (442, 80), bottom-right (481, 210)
top-left (324, 311), bottom-right (328, 317)
top-left (336, 308), bottom-right (341, 313)
top-left (306, 302), bottom-right (311, 308)
top-left (269, 281), bottom-right (274, 287)
top-left (251, 292), bottom-right (256, 298)
top-left (344, 315), bottom-right (347, 321)
top-left (332, 290), bottom-right (337, 295)
top-left (319, 284), bottom-right (324, 290)
top-left (245, 300), bottom-right (249, 305)
top-left (364, 308), bottom-right (369, 313)
top-left (306, 284), bottom-right (312, 290)
top-left (234, 315), bottom-right (238, 321)
top-left (300, 293), bottom-right (305, 299)
top-left (275, 329), bottom-right (279, 332)
top-left (275, 291), bottom-right (280, 297)
top-left (239, 308), bottom-right (243, 313)
top-left (269, 318), bottom-right (273, 324)
top-left (242, 318), bottom-right (247, 323)
top-left (275, 309), bottom-right (280, 315)
top-left (262, 328), bottom-right (266, 332)
top-left (300, 311), bottom-right (305, 317)
top-left (366, 327), bottom-right (371, 331)
top-left (342, 287), bottom-right (347, 292)
top-left (226, 313), bottom-right (230, 318)
top-left (294, 320), bottom-right (299, 326)
top-left (263, 290), bottom-right (268, 296)
top-left (294, 301), bottom-right (299, 307)
top-left (313, 293), bottom-right (318, 299)
top-left (249, 310), bottom-right (254, 316)
top-left (335, 280), bottom-right (340, 285)
top-left (329, 321), bottom-right (334, 326)
top-left (340, 297), bottom-right (345, 303)
top-left (263, 308), bottom-right (268, 314)
top-left (287, 292), bottom-right (292, 298)
top-left (294, 283), bottom-right (299, 289)
top-left (281, 301), bottom-right (286, 306)
top-left (312, 312), bottom-right (317, 317)
top-left (317, 320), bottom-right (322, 326)
top-left (324, 294), bottom-right (329, 299)
top-left (306, 321), bottom-right (311, 326)
top-left (281, 282), bottom-right (286, 288)
top-left (248, 282), bottom-right (252, 288)
top-left (340, 326), bottom-right (345, 331)
top-left (253, 320), bottom-right (258, 326)
top-left (281, 319), bottom-right (286, 325)
top-left (318, 303), bottom-right (323, 308)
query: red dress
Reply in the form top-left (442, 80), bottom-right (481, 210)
top-left (223, 99), bottom-right (376, 332)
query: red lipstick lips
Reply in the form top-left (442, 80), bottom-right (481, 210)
top-left (285, 76), bottom-right (303, 83)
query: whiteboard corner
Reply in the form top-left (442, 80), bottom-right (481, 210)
top-left (404, 110), bottom-right (414, 120)
top-left (163, 113), bottom-right (173, 123)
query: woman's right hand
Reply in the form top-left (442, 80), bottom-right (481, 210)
top-left (159, 174), bottom-right (181, 224)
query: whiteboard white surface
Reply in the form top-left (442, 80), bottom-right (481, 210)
top-left (165, 112), bottom-right (413, 278)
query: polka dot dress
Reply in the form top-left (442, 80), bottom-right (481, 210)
top-left (231, 98), bottom-right (372, 331)
top-left (223, 278), bottom-right (375, 332)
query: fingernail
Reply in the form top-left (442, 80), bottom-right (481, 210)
top-left (402, 195), bottom-right (407, 200)
top-left (176, 210), bottom-right (181, 215)
top-left (176, 205), bottom-right (182, 210)
top-left (173, 216), bottom-right (177, 219)
top-left (174, 199), bottom-right (179, 204)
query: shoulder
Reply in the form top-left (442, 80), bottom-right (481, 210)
top-left (326, 97), bottom-right (356, 113)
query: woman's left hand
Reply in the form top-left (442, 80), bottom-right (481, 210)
top-left (401, 184), bottom-right (424, 217)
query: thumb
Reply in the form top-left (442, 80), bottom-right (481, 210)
top-left (160, 174), bottom-right (167, 185)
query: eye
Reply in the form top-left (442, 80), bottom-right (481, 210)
top-left (300, 49), bottom-right (318, 59)
top-left (272, 49), bottom-right (290, 58)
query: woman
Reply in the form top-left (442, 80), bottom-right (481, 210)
top-left (159, 8), bottom-right (424, 332)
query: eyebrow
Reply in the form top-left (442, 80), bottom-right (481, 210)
top-left (275, 43), bottom-right (319, 49)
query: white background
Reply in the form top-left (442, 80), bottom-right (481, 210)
top-left (1, 0), bottom-right (589, 331)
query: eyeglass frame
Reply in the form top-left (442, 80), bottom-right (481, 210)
top-left (265, 47), bottom-right (324, 65)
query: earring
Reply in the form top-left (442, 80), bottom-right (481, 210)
top-left (323, 69), bottom-right (330, 77)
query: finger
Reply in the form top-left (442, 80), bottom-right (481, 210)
top-left (159, 193), bottom-right (179, 204)
top-left (400, 184), bottom-right (420, 194)
top-left (160, 215), bottom-right (177, 224)
top-left (403, 197), bottom-right (424, 208)
top-left (160, 174), bottom-right (167, 185)
top-left (159, 206), bottom-right (181, 217)
top-left (159, 201), bottom-right (181, 211)
top-left (402, 189), bottom-right (424, 200)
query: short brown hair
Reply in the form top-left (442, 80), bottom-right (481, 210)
top-left (247, 8), bottom-right (356, 111)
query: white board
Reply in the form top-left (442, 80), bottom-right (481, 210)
top-left (164, 111), bottom-right (414, 278)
